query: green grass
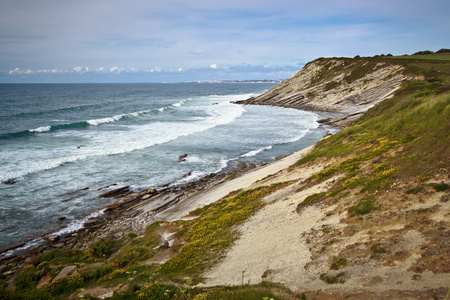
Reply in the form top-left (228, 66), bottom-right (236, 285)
top-left (391, 53), bottom-right (450, 61)
top-left (296, 78), bottom-right (450, 190)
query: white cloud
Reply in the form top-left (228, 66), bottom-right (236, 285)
top-left (73, 66), bottom-right (90, 74)
top-left (210, 64), bottom-right (218, 69)
top-left (110, 66), bottom-right (123, 74)
top-left (9, 68), bottom-right (22, 74)
top-left (178, 67), bottom-right (183, 72)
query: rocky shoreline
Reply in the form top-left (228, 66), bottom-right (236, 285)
top-left (0, 156), bottom-right (278, 276)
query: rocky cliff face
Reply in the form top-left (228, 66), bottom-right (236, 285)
top-left (237, 57), bottom-right (412, 127)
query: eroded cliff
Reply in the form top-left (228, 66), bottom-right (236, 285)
top-left (237, 57), bottom-right (412, 127)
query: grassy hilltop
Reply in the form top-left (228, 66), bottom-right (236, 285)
top-left (1, 51), bottom-right (449, 299)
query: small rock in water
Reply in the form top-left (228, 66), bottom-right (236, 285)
top-left (57, 217), bottom-right (66, 221)
top-left (3, 179), bottom-right (16, 185)
top-left (178, 154), bottom-right (188, 162)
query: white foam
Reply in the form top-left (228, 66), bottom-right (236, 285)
top-left (170, 170), bottom-right (207, 186)
top-left (29, 126), bottom-right (51, 133)
top-left (52, 209), bottom-right (105, 236)
top-left (86, 109), bottom-right (152, 126)
top-left (241, 145), bottom-right (273, 158)
top-left (0, 209), bottom-right (106, 259)
top-left (87, 116), bottom-right (120, 126)
top-left (172, 100), bottom-right (185, 108)
top-left (206, 93), bottom-right (255, 102)
top-left (285, 130), bottom-right (309, 143)
top-left (1, 101), bottom-right (247, 183)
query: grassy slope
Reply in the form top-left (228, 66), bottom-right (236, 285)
top-left (1, 53), bottom-right (449, 299)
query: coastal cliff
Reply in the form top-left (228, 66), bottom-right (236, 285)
top-left (1, 53), bottom-right (449, 299)
top-left (237, 57), bottom-right (413, 127)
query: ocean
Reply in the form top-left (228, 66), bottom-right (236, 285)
top-left (0, 83), bottom-right (337, 253)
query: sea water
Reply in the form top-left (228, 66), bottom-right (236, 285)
top-left (0, 83), bottom-right (336, 252)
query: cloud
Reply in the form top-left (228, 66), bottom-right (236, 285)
top-left (73, 66), bottom-right (89, 74)
top-left (110, 66), bottom-right (123, 74)
top-left (8, 68), bottom-right (22, 75)
top-left (210, 64), bottom-right (218, 69)
top-left (178, 67), bottom-right (183, 72)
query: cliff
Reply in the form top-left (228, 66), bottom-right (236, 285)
top-left (237, 57), bottom-right (413, 127)
top-left (2, 53), bottom-right (449, 299)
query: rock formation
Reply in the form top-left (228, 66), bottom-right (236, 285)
top-left (237, 57), bottom-right (412, 127)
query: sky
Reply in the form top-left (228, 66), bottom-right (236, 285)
top-left (1, 0), bottom-right (449, 83)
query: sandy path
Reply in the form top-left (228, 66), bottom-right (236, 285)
top-left (154, 146), bottom-right (314, 222)
top-left (204, 176), bottom-right (342, 291)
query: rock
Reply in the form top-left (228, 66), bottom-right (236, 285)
top-left (24, 256), bottom-right (38, 265)
top-left (52, 265), bottom-right (76, 282)
top-left (57, 216), bottom-right (66, 221)
top-left (45, 235), bottom-right (59, 243)
top-left (159, 240), bottom-right (170, 248)
top-left (4, 270), bottom-right (14, 277)
top-left (84, 220), bottom-right (97, 226)
top-left (275, 155), bottom-right (287, 161)
top-left (52, 243), bottom-right (65, 249)
top-left (236, 161), bottom-right (247, 170)
top-left (441, 195), bottom-right (449, 202)
top-left (411, 274), bottom-right (422, 281)
top-left (29, 244), bottom-right (45, 254)
top-left (248, 163), bottom-right (256, 169)
top-left (99, 186), bottom-right (130, 198)
top-left (3, 179), bottom-right (16, 185)
top-left (178, 154), bottom-right (188, 162)
top-left (142, 194), bottom-right (151, 200)
top-left (37, 275), bottom-right (52, 288)
top-left (0, 265), bottom-right (7, 275)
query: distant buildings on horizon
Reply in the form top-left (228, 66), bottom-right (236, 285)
top-left (185, 79), bottom-right (284, 83)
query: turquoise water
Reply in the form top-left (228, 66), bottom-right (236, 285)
top-left (0, 83), bottom-right (335, 252)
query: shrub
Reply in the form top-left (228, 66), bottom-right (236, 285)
top-left (330, 258), bottom-right (348, 270)
top-left (430, 182), bottom-right (449, 191)
top-left (348, 196), bottom-right (379, 216)
top-left (92, 238), bottom-right (116, 258)
top-left (406, 186), bottom-right (425, 194)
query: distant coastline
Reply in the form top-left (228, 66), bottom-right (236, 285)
top-left (185, 79), bottom-right (284, 84)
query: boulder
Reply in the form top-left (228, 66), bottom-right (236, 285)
top-left (178, 154), bottom-right (188, 162)
top-left (52, 265), bottom-right (76, 282)
top-left (236, 161), bottom-right (247, 170)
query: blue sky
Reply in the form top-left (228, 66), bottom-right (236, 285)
top-left (1, 0), bottom-right (449, 83)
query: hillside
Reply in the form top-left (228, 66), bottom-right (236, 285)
top-left (1, 53), bottom-right (449, 299)
top-left (237, 54), bottom-right (449, 127)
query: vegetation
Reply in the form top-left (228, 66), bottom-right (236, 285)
top-left (1, 51), bottom-right (449, 299)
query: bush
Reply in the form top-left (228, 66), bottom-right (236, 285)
top-left (348, 196), bottom-right (379, 216)
top-left (92, 238), bottom-right (116, 258)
